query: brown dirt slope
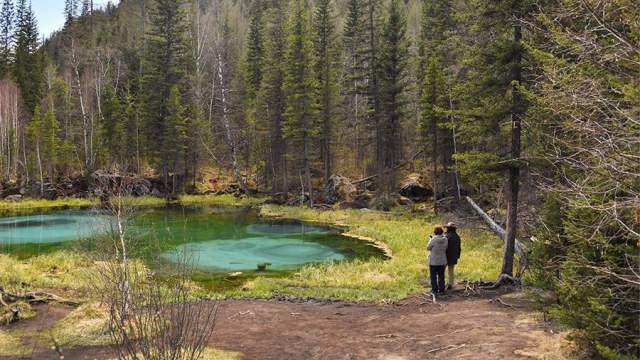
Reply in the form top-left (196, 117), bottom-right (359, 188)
top-left (2, 290), bottom-right (568, 360)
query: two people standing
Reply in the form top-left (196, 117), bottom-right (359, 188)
top-left (427, 222), bottom-right (461, 294)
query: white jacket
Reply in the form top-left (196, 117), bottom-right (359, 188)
top-left (427, 234), bottom-right (448, 266)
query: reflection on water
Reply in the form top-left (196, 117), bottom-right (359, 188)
top-left (162, 237), bottom-right (345, 271)
top-left (0, 212), bottom-right (110, 245)
top-left (0, 207), bottom-right (384, 272)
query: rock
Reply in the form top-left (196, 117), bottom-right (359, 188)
top-left (397, 196), bottom-right (414, 206)
top-left (399, 173), bottom-right (433, 201)
top-left (4, 194), bottom-right (22, 201)
top-left (325, 175), bottom-right (357, 204)
top-left (151, 188), bottom-right (162, 197)
top-left (132, 179), bottom-right (152, 197)
top-left (264, 192), bottom-right (290, 205)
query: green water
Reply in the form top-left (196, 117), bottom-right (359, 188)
top-left (0, 206), bottom-right (384, 272)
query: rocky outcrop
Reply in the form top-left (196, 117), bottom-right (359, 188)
top-left (399, 173), bottom-right (433, 201)
top-left (325, 175), bottom-right (357, 204)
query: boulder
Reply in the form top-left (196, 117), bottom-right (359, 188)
top-left (399, 173), bottom-right (433, 200)
top-left (132, 178), bottom-right (152, 197)
top-left (4, 194), bottom-right (22, 201)
top-left (325, 175), bottom-right (357, 204)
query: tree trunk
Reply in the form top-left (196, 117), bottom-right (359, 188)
top-left (501, 21), bottom-right (523, 277)
top-left (216, 52), bottom-right (249, 195)
top-left (432, 105), bottom-right (438, 214)
top-left (71, 40), bottom-right (90, 173)
top-left (304, 135), bottom-right (313, 207)
top-left (36, 143), bottom-right (43, 197)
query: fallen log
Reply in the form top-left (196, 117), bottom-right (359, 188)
top-left (464, 196), bottom-right (527, 257)
top-left (351, 150), bottom-right (424, 185)
top-left (1, 288), bottom-right (79, 306)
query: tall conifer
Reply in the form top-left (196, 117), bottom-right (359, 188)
top-left (283, 0), bottom-right (317, 205)
top-left (377, 0), bottom-right (408, 194)
top-left (0, 0), bottom-right (13, 78)
top-left (312, 0), bottom-right (337, 182)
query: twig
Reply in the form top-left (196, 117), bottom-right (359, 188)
top-left (427, 344), bottom-right (467, 354)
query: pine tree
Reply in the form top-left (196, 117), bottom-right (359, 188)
top-left (417, 56), bottom-right (446, 210)
top-left (312, 0), bottom-right (337, 183)
top-left (418, 0), bottom-right (452, 81)
top-left (0, 0), bottom-right (13, 78)
top-left (341, 0), bottom-right (368, 174)
top-left (26, 105), bottom-right (44, 194)
top-left (123, 91), bottom-right (141, 173)
top-left (64, 0), bottom-right (78, 25)
top-left (455, 0), bottom-right (528, 278)
top-left (283, 0), bottom-right (317, 205)
top-left (418, 0), bottom-right (458, 201)
top-left (144, 0), bottom-right (192, 194)
top-left (377, 0), bottom-right (408, 195)
top-left (101, 85), bottom-right (125, 166)
top-left (363, 0), bottom-right (382, 184)
top-left (163, 85), bottom-right (187, 195)
top-left (42, 108), bottom-right (60, 180)
top-left (80, 0), bottom-right (91, 17)
top-left (245, 6), bottom-right (263, 102)
top-left (258, 1), bottom-right (288, 194)
top-left (14, 0), bottom-right (41, 114)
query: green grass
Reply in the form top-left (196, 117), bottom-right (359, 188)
top-left (215, 205), bottom-right (503, 301)
top-left (179, 194), bottom-right (265, 207)
top-left (0, 197), bottom-right (98, 213)
top-left (0, 194), bottom-right (265, 214)
top-left (0, 200), bottom-right (503, 303)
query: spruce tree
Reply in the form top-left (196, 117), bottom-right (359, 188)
top-left (42, 108), bottom-right (60, 180)
top-left (80, 0), bottom-right (91, 17)
top-left (14, 0), bottom-right (41, 114)
top-left (64, 0), bottom-right (78, 25)
top-left (258, 1), bottom-right (288, 194)
top-left (283, 0), bottom-right (317, 205)
top-left (312, 0), bottom-right (337, 183)
top-left (26, 105), bottom-right (44, 193)
top-left (163, 85), bottom-right (187, 194)
top-left (417, 56), bottom-right (446, 210)
top-left (0, 0), bottom-right (13, 79)
top-left (341, 0), bottom-right (368, 175)
top-left (123, 91), bottom-right (141, 173)
top-left (144, 0), bottom-right (192, 194)
top-left (101, 85), bottom-right (125, 166)
top-left (245, 7), bottom-right (263, 102)
top-left (377, 0), bottom-right (408, 195)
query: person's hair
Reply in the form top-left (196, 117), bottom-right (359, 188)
top-left (434, 226), bottom-right (444, 235)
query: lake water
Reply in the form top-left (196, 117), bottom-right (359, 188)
top-left (0, 207), bottom-right (383, 272)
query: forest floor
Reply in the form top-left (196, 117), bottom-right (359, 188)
top-left (0, 287), bottom-right (571, 360)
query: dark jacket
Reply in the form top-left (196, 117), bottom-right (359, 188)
top-left (446, 231), bottom-right (461, 265)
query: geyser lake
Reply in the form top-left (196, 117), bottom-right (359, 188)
top-left (0, 206), bottom-right (385, 272)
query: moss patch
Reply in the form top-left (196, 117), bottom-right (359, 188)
top-left (0, 330), bottom-right (31, 356)
top-left (51, 302), bottom-right (111, 347)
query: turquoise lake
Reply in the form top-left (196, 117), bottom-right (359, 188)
top-left (0, 207), bottom-right (383, 272)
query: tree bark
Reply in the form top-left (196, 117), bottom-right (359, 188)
top-left (216, 51), bottom-right (249, 195)
top-left (501, 20), bottom-right (523, 277)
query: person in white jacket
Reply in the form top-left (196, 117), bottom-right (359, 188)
top-left (427, 226), bottom-right (448, 294)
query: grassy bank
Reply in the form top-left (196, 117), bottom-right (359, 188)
top-left (222, 205), bottom-right (503, 301)
top-left (0, 201), bottom-right (503, 302)
top-left (0, 194), bottom-right (265, 214)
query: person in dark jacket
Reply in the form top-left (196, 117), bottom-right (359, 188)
top-left (445, 222), bottom-right (461, 290)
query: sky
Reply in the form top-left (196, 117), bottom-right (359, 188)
top-left (31, 0), bottom-right (119, 38)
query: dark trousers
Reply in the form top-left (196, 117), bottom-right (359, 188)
top-left (429, 265), bottom-right (446, 293)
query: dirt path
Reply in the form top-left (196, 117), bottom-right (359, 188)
top-left (4, 291), bottom-right (566, 360)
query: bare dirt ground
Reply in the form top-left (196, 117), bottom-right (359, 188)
top-left (3, 288), bottom-right (568, 360)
